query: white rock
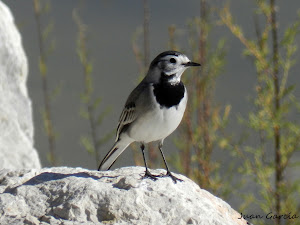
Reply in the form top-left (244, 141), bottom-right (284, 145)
top-left (0, 1), bottom-right (41, 169)
top-left (0, 166), bottom-right (248, 225)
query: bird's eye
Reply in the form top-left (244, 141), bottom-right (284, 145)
top-left (169, 58), bottom-right (176, 64)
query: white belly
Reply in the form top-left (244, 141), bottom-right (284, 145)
top-left (127, 94), bottom-right (187, 143)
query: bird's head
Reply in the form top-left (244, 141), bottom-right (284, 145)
top-left (146, 51), bottom-right (201, 84)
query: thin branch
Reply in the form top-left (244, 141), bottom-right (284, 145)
top-left (143, 0), bottom-right (150, 68)
top-left (270, 1), bottom-right (282, 224)
top-left (33, 0), bottom-right (57, 166)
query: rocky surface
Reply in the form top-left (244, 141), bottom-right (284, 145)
top-left (0, 166), bottom-right (248, 225)
top-left (0, 1), bottom-right (41, 169)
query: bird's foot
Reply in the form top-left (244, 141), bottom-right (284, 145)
top-left (163, 171), bottom-right (183, 184)
top-left (143, 169), bottom-right (160, 181)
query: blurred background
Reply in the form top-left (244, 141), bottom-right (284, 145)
top-left (2, 1), bottom-right (300, 224)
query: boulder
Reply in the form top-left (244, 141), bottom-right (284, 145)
top-left (0, 166), bottom-right (248, 225)
top-left (0, 1), bottom-right (41, 169)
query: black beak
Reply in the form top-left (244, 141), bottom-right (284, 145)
top-left (184, 61), bottom-right (201, 67)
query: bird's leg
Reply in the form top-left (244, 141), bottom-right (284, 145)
top-left (141, 144), bottom-right (158, 180)
top-left (158, 142), bottom-right (183, 183)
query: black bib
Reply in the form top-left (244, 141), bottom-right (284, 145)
top-left (153, 74), bottom-right (185, 108)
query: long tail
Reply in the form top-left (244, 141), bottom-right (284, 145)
top-left (98, 140), bottom-right (131, 171)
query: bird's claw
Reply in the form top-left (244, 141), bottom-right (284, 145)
top-left (142, 169), bottom-right (183, 184)
top-left (164, 171), bottom-right (183, 183)
top-left (143, 169), bottom-right (160, 181)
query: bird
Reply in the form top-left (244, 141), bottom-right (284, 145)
top-left (98, 50), bottom-right (200, 183)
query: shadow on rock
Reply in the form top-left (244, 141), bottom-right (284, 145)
top-left (22, 172), bottom-right (120, 185)
top-left (4, 172), bottom-right (119, 193)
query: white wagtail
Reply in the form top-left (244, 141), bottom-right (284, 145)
top-left (98, 51), bottom-right (200, 183)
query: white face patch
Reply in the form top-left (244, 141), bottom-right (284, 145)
top-left (168, 73), bottom-right (182, 85)
top-left (145, 51), bottom-right (196, 84)
top-left (161, 54), bottom-right (190, 83)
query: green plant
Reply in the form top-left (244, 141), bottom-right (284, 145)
top-left (170, 0), bottom-right (233, 197)
top-left (220, 1), bottom-right (300, 224)
top-left (33, 0), bottom-right (58, 166)
top-left (73, 8), bottom-right (112, 167)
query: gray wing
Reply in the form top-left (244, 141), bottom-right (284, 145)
top-left (115, 83), bottom-right (148, 141)
top-left (115, 102), bottom-right (136, 141)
